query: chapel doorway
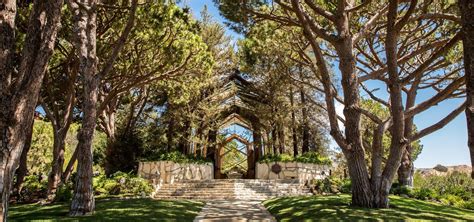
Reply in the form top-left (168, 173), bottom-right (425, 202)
top-left (219, 134), bottom-right (251, 179)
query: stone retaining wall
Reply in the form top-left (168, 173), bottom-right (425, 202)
top-left (138, 161), bottom-right (213, 185)
top-left (256, 162), bottom-right (330, 183)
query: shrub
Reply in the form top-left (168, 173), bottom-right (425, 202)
top-left (460, 199), bottom-right (474, 210)
top-left (55, 183), bottom-right (73, 202)
top-left (21, 175), bottom-right (48, 199)
top-left (391, 184), bottom-right (412, 197)
top-left (311, 176), bottom-right (343, 194)
top-left (258, 154), bottom-right (294, 163)
top-left (340, 179), bottom-right (352, 194)
top-left (295, 152), bottom-right (332, 165)
top-left (411, 187), bottom-right (437, 200)
top-left (93, 171), bottom-right (153, 197)
top-left (410, 171), bottom-right (473, 209)
top-left (144, 151), bottom-right (211, 164)
top-left (259, 152), bottom-right (332, 165)
top-left (439, 194), bottom-right (464, 207)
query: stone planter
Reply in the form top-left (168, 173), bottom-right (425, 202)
top-left (256, 161), bottom-right (330, 184)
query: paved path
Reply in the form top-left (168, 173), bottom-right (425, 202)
top-left (193, 200), bottom-right (277, 222)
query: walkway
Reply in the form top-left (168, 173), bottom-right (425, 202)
top-left (193, 200), bottom-right (276, 222)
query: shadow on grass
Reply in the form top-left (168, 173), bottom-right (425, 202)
top-left (9, 198), bottom-right (204, 221)
top-left (263, 195), bottom-right (474, 222)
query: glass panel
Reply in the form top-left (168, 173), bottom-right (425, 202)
top-left (221, 140), bottom-right (248, 174)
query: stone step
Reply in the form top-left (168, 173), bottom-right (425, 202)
top-left (173, 181), bottom-right (304, 185)
top-left (156, 191), bottom-right (308, 195)
top-left (152, 179), bottom-right (313, 200)
top-left (160, 186), bottom-right (307, 189)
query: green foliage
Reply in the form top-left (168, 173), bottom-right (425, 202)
top-left (93, 171), bottom-right (153, 197)
top-left (22, 175), bottom-right (47, 195)
top-left (28, 120), bottom-right (54, 175)
top-left (55, 183), bottom-right (73, 202)
top-left (414, 171), bottom-right (473, 201)
top-left (390, 184), bottom-right (412, 196)
top-left (312, 177), bottom-right (342, 194)
top-left (143, 151), bottom-right (211, 164)
top-left (295, 152), bottom-right (332, 165)
top-left (411, 188), bottom-right (438, 200)
top-left (28, 120), bottom-right (108, 176)
top-left (258, 153), bottom-right (294, 163)
top-left (439, 194), bottom-right (465, 208)
top-left (16, 175), bottom-right (48, 202)
top-left (360, 99), bottom-right (423, 164)
top-left (310, 177), bottom-right (351, 194)
top-left (391, 171), bottom-right (474, 209)
top-left (105, 131), bottom-right (144, 175)
top-left (340, 179), bottom-right (352, 194)
top-left (258, 152), bottom-right (331, 165)
top-left (92, 129), bottom-right (108, 166)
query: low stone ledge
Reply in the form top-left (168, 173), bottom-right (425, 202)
top-left (255, 162), bottom-right (330, 184)
top-left (138, 161), bottom-right (214, 186)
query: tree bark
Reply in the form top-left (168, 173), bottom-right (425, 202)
top-left (13, 119), bottom-right (35, 195)
top-left (0, 0), bottom-right (63, 219)
top-left (62, 147), bottom-right (78, 184)
top-left (376, 0), bottom-right (411, 208)
top-left (67, 0), bottom-right (98, 216)
top-left (289, 88), bottom-right (298, 157)
top-left (47, 129), bottom-right (68, 200)
top-left (277, 123), bottom-right (285, 154)
top-left (300, 89), bottom-right (310, 153)
top-left (460, 0), bottom-right (474, 179)
top-left (167, 116), bottom-right (175, 152)
top-left (253, 130), bottom-right (262, 160)
top-left (271, 128), bottom-right (278, 154)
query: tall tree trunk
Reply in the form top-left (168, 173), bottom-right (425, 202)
top-left (68, 0), bottom-right (98, 216)
top-left (0, 0), bottom-right (62, 219)
top-left (277, 123), bottom-right (285, 154)
top-left (460, 0), bottom-right (474, 179)
top-left (376, 0), bottom-right (409, 208)
top-left (300, 89), bottom-right (310, 153)
top-left (398, 117), bottom-right (415, 187)
top-left (13, 119), bottom-right (34, 195)
top-left (179, 120), bottom-right (191, 155)
top-left (62, 147), bottom-right (78, 184)
top-left (289, 89), bottom-right (298, 157)
top-left (47, 129), bottom-right (68, 200)
top-left (253, 130), bottom-right (262, 160)
top-left (167, 117), bottom-right (175, 152)
top-left (271, 128), bottom-right (278, 154)
top-left (335, 19), bottom-right (373, 207)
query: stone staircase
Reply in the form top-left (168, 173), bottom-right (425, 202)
top-left (153, 179), bottom-right (312, 201)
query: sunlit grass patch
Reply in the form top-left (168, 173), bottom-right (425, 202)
top-left (264, 194), bottom-right (474, 221)
top-left (9, 198), bottom-right (204, 221)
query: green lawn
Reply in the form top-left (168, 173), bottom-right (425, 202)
top-left (264, 195), bottom-right (474, 221)
top-left (9, 198), bottom-right (204, 221)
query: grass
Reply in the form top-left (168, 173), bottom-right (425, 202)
top-left (264, 194), bottom-right (474, 221)
top-left (8, 198), bottom-right (204, 221)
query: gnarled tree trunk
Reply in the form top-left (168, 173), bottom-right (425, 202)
top-left (13, 119), bottom-right (35, 195)
top-left (67, 0), bottom-right (98, 216)
top-left (300, 89), bottom-right (309, 153)
top-left (47, 129), bottom-right (69, 200)
top-left (460, 0), bottom-right (474, 179)
top-left (0, 0), bottom-right (63, 220)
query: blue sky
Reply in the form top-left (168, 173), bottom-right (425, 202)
top-left (184, 0), bottom-right (471, 168)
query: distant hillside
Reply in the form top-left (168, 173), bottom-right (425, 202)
top-left (416, 164), bottom-right (472, 176)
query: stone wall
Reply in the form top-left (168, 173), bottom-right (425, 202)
top-left (256, 162), bottom-right (330, 183)
top-left (138, 161), bottom-right (213, 186)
